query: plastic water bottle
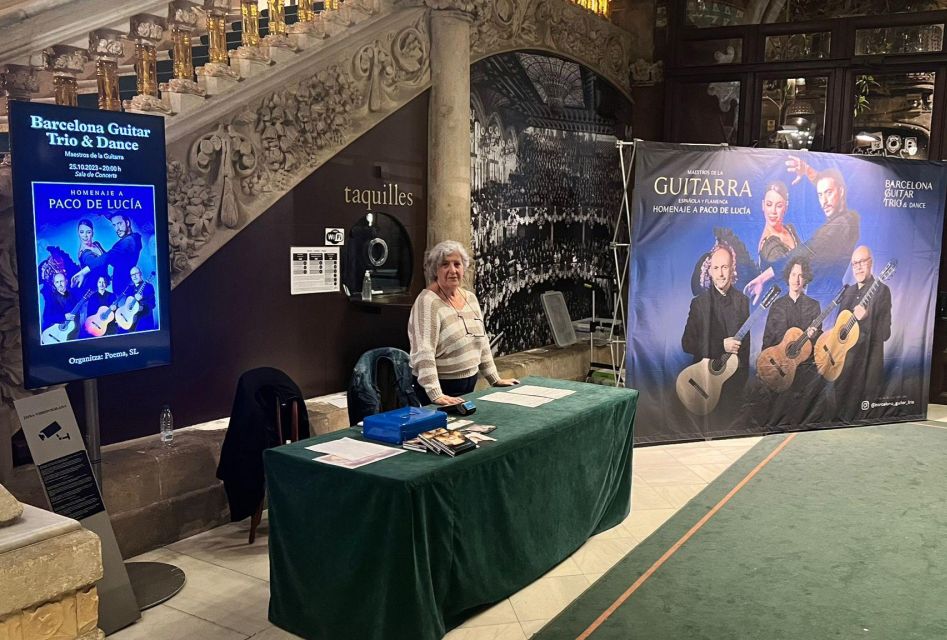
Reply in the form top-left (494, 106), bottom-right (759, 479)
top-left (362, 270), bottom-right (373, 302)
top-left (160, 405), bottom-right (173, 446)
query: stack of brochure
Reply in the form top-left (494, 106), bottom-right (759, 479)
top-left (413, 427), bottom-right (477, 456)
top-left (404, 423), bottom-right (497, 454)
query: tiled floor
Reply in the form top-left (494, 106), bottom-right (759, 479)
top-left (112, 435), bottom-right (764, 640)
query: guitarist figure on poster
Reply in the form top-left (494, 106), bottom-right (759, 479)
top-left (759, 257), bottom-right (823, 424)
top-left (116, 266), bottom-right (156, 332)
top-left (41, 272), bottom-right (78, 332)
top-left (681, 241), bottom-right (750, 421)
top-left (834, 246), bottom-right (892, 420)
top-left (80, 275), bottom-right (117, 338)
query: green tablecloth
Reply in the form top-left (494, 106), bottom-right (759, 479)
top-left (265, 377), bottom-right (637, 640)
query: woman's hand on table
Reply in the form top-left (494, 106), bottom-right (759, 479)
top-left (494, 378), bottom-right (520, 387)
top-left (434, 395), bottom-right (465, 406)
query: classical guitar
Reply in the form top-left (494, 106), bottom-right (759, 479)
top-left (757, 287), bottom-right (845, 393)
top-left (814, 260), bottom-right (897, 382)
top-left (115, 272), bottom-right (156, 331)
top-left (84, 284), bottom-right (135, 337)
top-left (676, 285), bottom-right (780, 415)
top-left (40, 290), bottom-right (93, 345)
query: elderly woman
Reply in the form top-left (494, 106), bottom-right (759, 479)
top-left (409, 240), bottom-right (519, 406)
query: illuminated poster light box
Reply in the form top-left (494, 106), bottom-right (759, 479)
top-left (10, 101), bottom-right (172, 388)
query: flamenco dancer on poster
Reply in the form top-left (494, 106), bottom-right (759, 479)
top-left (681, 240), bottom-right (750, 423)
top-left (757, 180), bottom-right (802, 271)
top-left (834, 246), bottom-right (891, 421)
top-left (75, 218), bottom-right (107, 293)
top-left (71, 213), bottom-right (143, 297)
top-left (744, 159), bottom-right (860, 302)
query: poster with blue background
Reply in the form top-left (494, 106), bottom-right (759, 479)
top-left (11, 101), bottom-right (171, 388)
top-left (627, 142), bottom-right (946, 443)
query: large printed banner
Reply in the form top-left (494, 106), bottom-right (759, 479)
top-left (627, 142), bottom-right (946, 443)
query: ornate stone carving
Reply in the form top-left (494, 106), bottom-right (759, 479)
top-left (470, 0), bottom-right (633, 97)
top-left (630, 57), bottom-right (662, 86)
top-left (424, 0), bottom-right (491, 19)
top-left (75, 587), bottom-right (99, 634)
top-left (161, 77), bottom-right (206, 96)
top-left (88, 29), bottom-right (125, 60)
top-left (354, 22), bottom-right (429, 112)
top-left (124, 93), bottom-right (173, 114)
top-left (1, 64), bottom-right (40, 97)
top-left (45, 45), bottom-right (89, 77)
top-left (130, 14), bottom-right (167, 43)
top-left (22, 596), bottom-right (78, 639)
top-left (199, 62), bottom-right (241, 80)
top-left (165, 14), bottom-right (430, 280)
top-left (169, 0), bottom-right (202, 29)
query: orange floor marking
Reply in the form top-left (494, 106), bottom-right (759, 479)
top-left (576, 433), bottom-right (798, 640)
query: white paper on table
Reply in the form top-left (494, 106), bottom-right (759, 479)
top-left (478, 392), bottom-right (554, 408)
top-left (321, 393), bottom-right (349, 409)
top-left (306, 437), bottom-right (399, 461)
top-left (314, 448), bottom-right (404, 469)
top-left (508, 385), bottom-right (575, 400)
top-left (446, 419), bottom-right (474, 431)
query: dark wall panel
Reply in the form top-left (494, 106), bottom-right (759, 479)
top-left (74, 93), bottom-right (429, 445)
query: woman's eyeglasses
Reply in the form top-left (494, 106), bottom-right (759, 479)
top-left (460, 314), bottom-right (486, 338)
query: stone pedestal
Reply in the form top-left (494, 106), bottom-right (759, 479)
top-left (427, 9), bottom-right (474, 255)
top-left (266, 45), bottom-right (297, 64)
top-left (288, 31), bottom-right (327, 50)
top-left (200, 74), bottom-right (240, 96)
top-left (232, 57), bottom-right (271, 79)
top-left (0, 503), bottom-right (105, 639)
top-left (164, 90), bottom-right (205, 114)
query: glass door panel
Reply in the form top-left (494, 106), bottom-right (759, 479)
top-left (758, 75), bottom-right (829, 150)
top-left (852, 71), bottom-right (935, 159)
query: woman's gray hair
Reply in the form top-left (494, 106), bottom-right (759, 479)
top-left (424, 240), bottom-right (470, 283)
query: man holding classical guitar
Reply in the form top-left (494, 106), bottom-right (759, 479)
top-left (757, 257), bottom-right (823, 424)
top-left (41, 272), bottom-right (78, 332)
top-left (81, 275), bottom-right (117, 338)
top-left (116, 266), bottom-right (156, 332)
top-left (832, 246), bottom-right (892, 420)
top-left (680, 242), bottom-right (751, 420)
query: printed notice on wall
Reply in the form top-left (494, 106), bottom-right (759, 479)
top-left (291, 246), bottom-right (340, 295)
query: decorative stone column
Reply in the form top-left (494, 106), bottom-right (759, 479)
top-left (287, 0), bottom-right (328, 50)
top-left (263, 0), bottom-right (299, 62)
top-left (89, 29), bottom-right (125, 112)
top-left (123, 14), bottom-right (172, 115)
top-left (0, 64), bottom-right (39, 131)
top-left (230, 0), bottom-right (273, 78)
top-left (426, 2), bottom-right (478, 257)
top-left (197, 0), bottom-right (241, 95)
top-left (160, 0), bottom-right (207, 114)
top-left (45, 46), bottom-right (90, 107)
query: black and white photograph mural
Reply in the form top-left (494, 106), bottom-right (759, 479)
top-left (470, 52), bottom-right (631, 355)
